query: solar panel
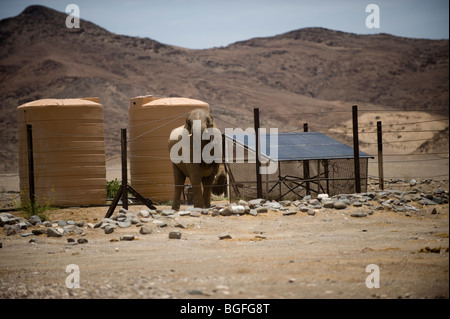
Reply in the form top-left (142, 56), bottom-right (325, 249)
top-left (224, 132), bottom-right (373, 161)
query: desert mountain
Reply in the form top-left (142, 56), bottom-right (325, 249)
top-left (0, 5), bottom-right (448, 172)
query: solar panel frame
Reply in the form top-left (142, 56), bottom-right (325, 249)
top-left (224, 132), bottom-right (374, 162)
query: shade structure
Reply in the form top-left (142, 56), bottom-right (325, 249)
top-left (17, 98), bottom-right (107, 206)
top-left (224, 131), bottom-right (374, 199)
top-left (128, 95), bottom-right (210, 202)
top-left (225, 131), bottom-right (373, 161)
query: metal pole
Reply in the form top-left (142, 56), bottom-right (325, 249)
top-left (26, 124), bottom-right (35, 211)
top-left (352, 105), bottom-right (361, 193)
top-left (254, 108), bottom-right (263, 198)
top-left (303, 123), bottom-right (310, 195)
top-left (377, 121), bottom-right (384, 190)
top-left (121, 128), bottom-right (128, 209)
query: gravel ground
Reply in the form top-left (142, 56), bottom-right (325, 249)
top-left (0, 180), bottom-right (448, 301)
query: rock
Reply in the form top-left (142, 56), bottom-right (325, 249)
top-left (20, 232), bottom-right (34, 237)
top-left (299, 206), bottom-right (309, 212)
top-left (248, 209), bottom-right (258, 216)
top-left (248, 198), bottom-right (265, 207)
top-left (333, 201), bottom-right (347, 210)
top-left (263, 202), bottom-right (282, 210)
top-left (219, 207), bottom-right (232, 216)
top-left (32, 227), bottom-right (47, 235)
top-left (28, 238), bottom-right (37, 244)
top-left (307, 210), bottom-right (316, 216)
top-left (322, 200), bottom-right (335, 209)
top-left (283, 210), bottom-right (297, 216)
top-left (118, 220), bottom-right (132, 228)
top-left (138, 210), bottom-right (150, 218)
top-left (153, 220), bottom-right (167, 227)
top-left (130, 217), bottom-right (140, 224)
top-left (189, 211), bottom-right (201, 217)
top-left (67, 238), bottom-right (76, 243)
top-left (318, 194), bottom-right (329, 200)
top-left (18, 222), bottom-right (28, 230)
top-left (432, 196), bottom-right (443, 204)
top-left (120, 235), bottom-right (135, 241)
top-left (309, 199), bottom-right (320, 206)
top-left (351, 211), bottom-right (368, 218)
top-left (75, 220), bottom-right (85, 228)
top-left (28, 215), bottom-right (42, 226)
top-left (431, 208), bottom-right (438, 215)
top-left (162, 209), bottom-right (175, 216)
top-left (169, 231), bottom-right (182, 239)
top-left (139, 226), bottom-right (153, 235)
top-left (179, 211), bottom-right (190, 216)
top-left (352, 201), bottom-right (363, 207)
top-left (418, 198), bottom-right (436, 206)
top-left (218, 232), bottom-right (232, 240)
top-left (211, 209), bottom-right (220, 217)
top-left (280, 200), bottom-right (291, 207)
top-left (47, 227), bottom-right (62, 237)
top-left (104, 225), bottom-right (115, 234)
top-left (77, 238), bottom-right (88, 244)
top-left (43, 221), bottom-right (52, 227)
top-left (57, 220), bottom-right (67, 227)
top-left (0, 215), bottom-right (9, 227)
top-left (409, 179), bottom-right (417, 186)
top-left (434, 187), bottom-right (445, 195)
top-left (256, 207), bottom-right (268, 214)
top-left (175, 223), bottom-right (186, 229)
top-left (231, 205), bottom-right (245, 214)
top-left (238, 199), bottom-right (248, 206)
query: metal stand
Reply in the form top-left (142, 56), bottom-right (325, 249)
top-left (105, 128), bottom-right (156, 218)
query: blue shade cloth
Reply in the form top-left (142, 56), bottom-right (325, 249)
top-left (224, 132), bottom-right (373, 161)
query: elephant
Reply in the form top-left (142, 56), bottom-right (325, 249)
top-left (168, 108), bottom-right (225, 210)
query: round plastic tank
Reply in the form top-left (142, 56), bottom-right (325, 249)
top-left (17, 98), bottom-right (107, 206)
top-left (129, 95), bottom-right (210, 202)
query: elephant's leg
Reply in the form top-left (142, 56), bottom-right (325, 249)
top-left (202, 174), bottom-right (215, 208)
top-left (171, 164), bottom-right (185, 211)
top-left (189, 172), bottom-right (204, 208)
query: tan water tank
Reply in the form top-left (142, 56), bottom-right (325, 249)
top-left (17, 98), bottom-right (107, 206)
top-left (129, 95), bottom-right (210, 202)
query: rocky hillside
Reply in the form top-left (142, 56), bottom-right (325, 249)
top-left (0, 5), bottom-right (448, 172)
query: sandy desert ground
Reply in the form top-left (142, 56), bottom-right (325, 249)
top-left (0, 177), bottom-right (448, 301)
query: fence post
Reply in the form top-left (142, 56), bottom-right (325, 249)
top-left (121, 128), bottom-right (128, 209)
top-left (352, 105), bottom-right (361, 193)
top-left (254, 108), bottom-right (263, 198)
top-left (377, 121), bottom-right (384, 190)
top-left (303, 123), bottom-right (310, 195)
top-left (26, 124), bottom-right (35, 211)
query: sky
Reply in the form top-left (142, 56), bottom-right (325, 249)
top-left (0, 0), bottom-right (448, 49)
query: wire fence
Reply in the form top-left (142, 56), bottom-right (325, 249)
top-left (2, 106), bottom-right (448, 203)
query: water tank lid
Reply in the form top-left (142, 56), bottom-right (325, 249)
top-left (143, 97), bottom-right (209, 107)
top-left (18, 98), bottom-right (101, 109)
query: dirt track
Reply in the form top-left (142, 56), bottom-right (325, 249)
top-left (0, 186), bottom-right (448, 300)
